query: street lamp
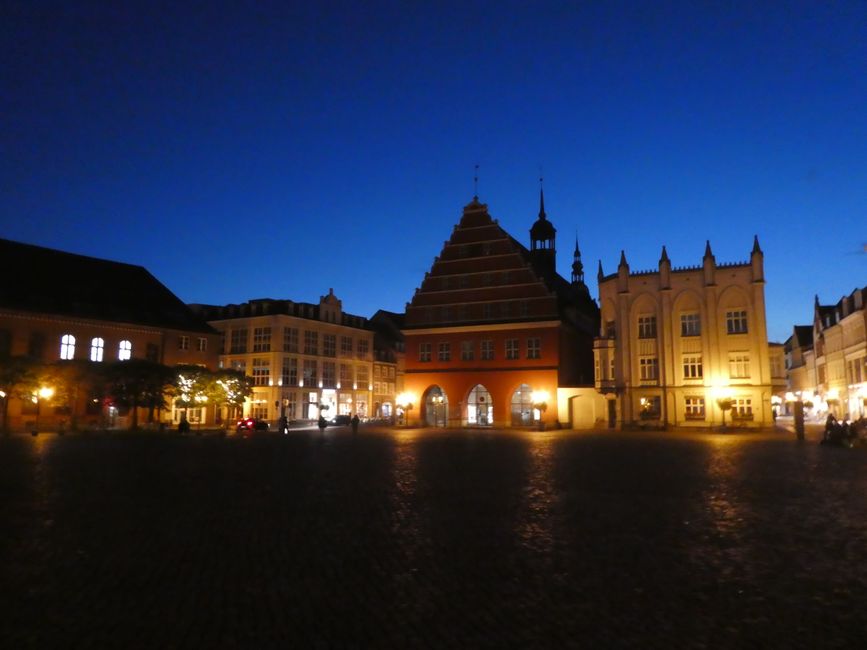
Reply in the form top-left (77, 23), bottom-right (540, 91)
top-left (713, 386), bottom-right (733, 431)
top-left (396, 392), bottom-right (415, 428)
top-left (531, 390), bottom-right (549, 431)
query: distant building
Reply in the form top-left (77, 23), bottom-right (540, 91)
top-left (594, 238), bottom-right (774, 428)
top-left (793, 288), bottom-right (867, 419)
top-left (191, 290), bottom-right (374, 424)
top-left (0, 238), bottom-right (219, 430)
top-left (401, 193), bottom-right (599, 428)
top-left (369, 309), bottom-right (406, 420)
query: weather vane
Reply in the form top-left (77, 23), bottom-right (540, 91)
top-left (474, 163), bottom-right (479, 199)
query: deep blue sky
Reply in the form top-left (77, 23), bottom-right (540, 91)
top-left (2, 1), bottom-right (865, 342)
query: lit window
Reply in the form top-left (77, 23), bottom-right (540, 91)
top-left (732, 398), bottom-right (753, 419)
top-left (302, 360), bottom-right (317, 386)
top-left (726, 310), bottom-right (748, 334)
top-left (682, 355), bottom-right (703, 379)
top-left (60, 334), bottom-right (76, 360)
top-left (419, 342), bottom-right (432, 362)
top-left (90, 337), bottom-right (104, 362)
top-left (527, 337), bottom-right (541, 359)
top-left (178, 335), bottom-right (190, 350)
top-left (118, 340), bottom-right (132, 361)
top-left (680, 313), bottom-right (701, 337)
top-left (685, 397), bottom-right (705, 419)
top-left (438, 342), bottom-right (451, 362)
top-left (481, 340), bottom-right (494, 360)
top-left (197, 337), bottom-right (207, 352)
top-left (505, 339), bottom-right (519, 360)
top-left (461, 340), bottom-right (474, 361)
top-left (638, 316), bottom-right (657, 339)
top-left (729, 354), bottom-right (750, 379)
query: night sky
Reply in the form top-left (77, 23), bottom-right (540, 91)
top-left (2, 1), bottom-right (865, 343)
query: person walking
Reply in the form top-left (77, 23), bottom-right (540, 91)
top-left (351, 413), bottom-right (360, 435)
top-left (318, 414), bottom-right (327, 433)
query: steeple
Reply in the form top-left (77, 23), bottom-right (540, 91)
top-left (617, 250), bottom-right (630, 293)
top-left (659, 245), bottom-right (671, 289)
top-left (597, 260), bottom-right (604, 282)
top-left (571, 233), bottom-right (585, 287)
top-left (752, 235), bottom-right (762, 254)
top-left (750, 234), bottom-right (764, 283)
top-left (529, 178), bottom-right (556, 278)
top-left (703, 240), bottom-right (716, 286)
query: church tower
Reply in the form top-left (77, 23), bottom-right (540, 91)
top-left (529, 184), bottom-right (557, 279)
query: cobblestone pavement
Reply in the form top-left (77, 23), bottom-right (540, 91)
top-left (2, 427), bottom-right (867, 649)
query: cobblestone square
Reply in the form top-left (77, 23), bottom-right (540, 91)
top-left (2, 427), bottom-right (866, 649)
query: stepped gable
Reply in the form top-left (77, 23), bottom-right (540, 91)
top-left (0, 237), bottom-right (215, 333)
top-left (404, 198), bottom-right (597, 333)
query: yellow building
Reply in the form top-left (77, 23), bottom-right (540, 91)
top-left (594, 238), bottom-right (774, 428)
top-left (192, 290), bottom-right (375, 426)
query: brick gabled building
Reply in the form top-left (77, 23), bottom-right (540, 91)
top-left (401, 194), bottom-right (599, 428)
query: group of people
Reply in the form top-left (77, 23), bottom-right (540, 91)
top-left (822, 413), bottom-right (867, 447)
top-left (317, 414), bottom-right (360, 434)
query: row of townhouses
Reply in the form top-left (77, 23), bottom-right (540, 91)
top-left (4, 190), bottom-right (858, 432)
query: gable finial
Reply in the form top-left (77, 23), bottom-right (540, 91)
top-left (538, 175), bottom-right (546, 219)
top-left (473, 163), bottom-right (479, 201)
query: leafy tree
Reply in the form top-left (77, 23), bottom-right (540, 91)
top-left (209, 368), bottom-right (253, 425)
top-left (41, 359), bottom-right (105, 431)
top-left (0, 357), bottom-right (40, 434)
top-left (104, 359), bottom-right (175, 430)
top-left (170, 364), bottom-right (213, 424)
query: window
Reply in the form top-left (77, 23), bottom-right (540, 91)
top-left (230, 329), bottom-right (247, 354)
top-left (60, 334), bottom-right (76, 360)
top-left (356, 365), bottom-right (369, 384)
top-left (322, 362), bottom-right (336, 388)
top-left (340, 363), bottom-right (351, 384)
top-left (505, 338), bottom-right (519, 360)
top-left (639, 357), bottom-right (659, 381)
top-left (374, 365), bottom-right (382, 379)
top-left (231, 360), bottom-right (246, 373)
top-left (682, 355), bottom-right (703, 379)
top-left (323, 334), bottom-right (336, 357)
top-left (253, 327), bottom-right (271, 352)
top-left (438, 342), bottom-right (451, 362)
top-left (419, 342), bottom-right (432, 362)
top-left (680, 313), bottom-right (701, 337)
top-left (481, 340), bottom-right (494, 360)
top-left (283, 358), bottom-right (298, 386)
top-left (357, 339), bottom-right (369, 359)
top-left (304, 331), bottom-right (318, 355)
top-left (118, 340), bottom-right (132, 361)
top-left (284, 327), bottom-right (299, 353)
top-left (197, 337), bottom-right (207, 352)
top-left (732, 398), bottom-right (753, 419)
top-left (461, 340), bottom-right (474, 361)
top-left (340, 336), bottom-right (352, 356)
top-left (178, 336), bottom-right (189, 351)
top-left (146, 343), bottom-right (159, 362)
top-left (729, 354), bottom-right (750, 379)
top-left (28, 332), bottom-right (45, 359)
top-left (302, 360), bottom-right (317, 387)
top-left (252, 359), bottom-right (270, 386)
top-left (685, 397), bottom-right (705, 419)
top-left (638, 316), bottom-right (657, 339)
top-left (527, 337), bottom-right (541, 359)
top-left (90, 337), bottom-right (105, 362)
top-left (604, 321), bottom-right (616, 338)
top-left (639, 395), bottom-right (661, 419)
top-left (726, 310), bottom-right (748, 334)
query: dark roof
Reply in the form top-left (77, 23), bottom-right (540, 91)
top-left (0, 238), bottom-right (216, 334)
top-left (793, 325), bottom-right (813, 348)
top-left (190, 298), bottom-right (369, 329)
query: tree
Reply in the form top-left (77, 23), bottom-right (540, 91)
top-left (209, 368), bottom-right (252, 426)
top-left (0, 357), bottom-right (40, 434)
top-left (41, 359), bottom-right (104, 431)
top-left (104, 359), bottom-right (175, 430)
top-left (170, 364), bottom-right (213, 425)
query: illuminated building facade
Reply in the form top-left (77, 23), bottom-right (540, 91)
top-left (0, 238), bottom-right (219, 431)
top-left (370, 310), bottom-right (405, 420)
top-left (594, 239), bottom-right (775, 428)
top-left (401, 194), bottom-right (599, 428)
top-left (786, 288), bottom-right (867, 419)
top-left (193, 290), bottom-right (374, 424)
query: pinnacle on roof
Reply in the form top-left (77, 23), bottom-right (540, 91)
top-left (704, 240), bottom-right (714, 258)
top-left (752, 235), bottom-right (762, 254)
top-left (597, 260), bottom-right (604, 280)
top-left (618, 250), bottom-right (628, 267)
top-left (660, 245), bottom-right (670, 264)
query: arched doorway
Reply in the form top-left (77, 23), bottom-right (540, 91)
top-left (424, 386), bottom-right (448, 427)
top-left (467, 384), bottom-right (493, 426)
top-left (511, 384), bottom-right (533, 426)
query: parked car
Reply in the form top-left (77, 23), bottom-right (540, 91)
top-left (330, 414), bottom-right (351, 426)
top-left (236, 418), bottom-right (269, 432)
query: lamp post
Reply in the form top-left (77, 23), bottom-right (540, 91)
top-left (432, 394), bottom-right (444, 427)
top-left (531, 390), bottom-right (549, 431)
top-left (194, 394), bottom-right (208, 433)
top-left (35, 386), bottom-right (54, 436)
top-left (396, 392), bottom-right (415, 428)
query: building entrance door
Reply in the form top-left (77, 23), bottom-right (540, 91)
top-left (467, 384), bottom-right (493, 426)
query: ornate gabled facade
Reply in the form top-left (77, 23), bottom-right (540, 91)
top-left (594, 238), bottom-right (774, 428)
top-left (401, 194), bottom-right (599, 428)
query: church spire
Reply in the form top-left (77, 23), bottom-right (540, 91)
top-left (538, 176), bottom-right (547, 220)
top-left (571, 232), bottom-right (585, 286)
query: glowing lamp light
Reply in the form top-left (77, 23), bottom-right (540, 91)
top-left (0, 390), bottom-right (6, 399)
top-left (38, 387), bottom-right (54, 400)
